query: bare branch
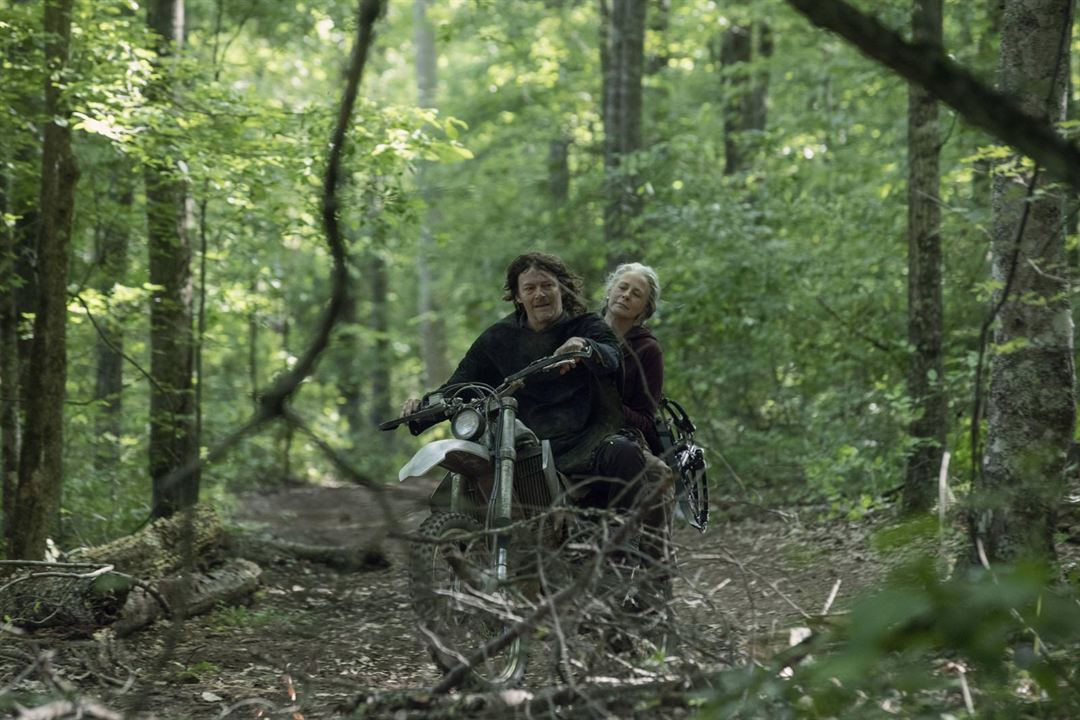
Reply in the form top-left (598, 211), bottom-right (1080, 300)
top-left (784, 0), bottom-right (1080, 191)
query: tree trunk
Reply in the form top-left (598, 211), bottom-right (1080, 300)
top-left (973, 0), bottom-right (1075, 562)
top-left (750, 22), bottom-right (773, 133)
top-left (146, 0), bottom-right (199, 518)
top-left (338, 266), bottom-right (364, 438)
top-left (548, 138), bottom-right (570, 204)
top-left (1, 160), bottom-right (18, 550)
top-left (902, 0), bottom-right (945, 514)
top-left (414, 0), bottom-right (449, 387)
top-left (2, 4), bottom-right (41, 547)
top-left (600, 0), bottom-right (647, 266)
top-left (9, 0), bottom-right (79, 560)
top-left (713, 18), bottom-right (771, 177)
top-left (93, 158), bottom-right (134, 472)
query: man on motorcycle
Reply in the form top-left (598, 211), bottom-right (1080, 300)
top-left (401, 251), bottom-right (645, 509)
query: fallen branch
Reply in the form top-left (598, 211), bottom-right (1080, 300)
top-left (225, 531), bottom-right (389, 572)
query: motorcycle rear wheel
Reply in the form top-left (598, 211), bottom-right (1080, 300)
top-left (409, 511), bottom-right (529, 689)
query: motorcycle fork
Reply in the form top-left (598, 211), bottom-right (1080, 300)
top-left (490, 396), bottom-right (518, 582)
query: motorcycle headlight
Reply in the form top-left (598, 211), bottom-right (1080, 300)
top-left (451, 408), bottom-right (485, 440)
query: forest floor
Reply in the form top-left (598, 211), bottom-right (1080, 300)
top-left (2, 483), bottom-right (932, 719)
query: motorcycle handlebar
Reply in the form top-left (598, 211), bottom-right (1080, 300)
top-left (379, 347), bottom-right (593, 431)
top-left (378, 401), bottom-right (449, 431)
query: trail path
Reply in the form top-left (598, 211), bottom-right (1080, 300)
top-left (1, 486), bottom-right (888, 718)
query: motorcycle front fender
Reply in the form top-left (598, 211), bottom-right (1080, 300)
top-left (398, 439), bottom-right (493, 483)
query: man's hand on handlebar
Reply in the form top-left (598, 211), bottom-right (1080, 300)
top-left (400, 397), bottom-right (422, 417)
top-left (552, 337), bottom-right (590, 374)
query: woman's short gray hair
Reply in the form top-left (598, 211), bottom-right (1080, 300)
top-left (604, 262), bottom-right (661, 323)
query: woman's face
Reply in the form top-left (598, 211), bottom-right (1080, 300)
top-left (607, 271), bottom-right (650, 323)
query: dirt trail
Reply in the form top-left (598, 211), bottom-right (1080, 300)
top-left (1, 486), bottom-right (887, 718)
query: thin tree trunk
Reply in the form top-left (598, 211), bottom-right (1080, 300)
top-left (363, 180), bottom-right (393, 472)
top-left (974, 0), bottom-right (1075, 562)
top-left (11, 0), bottom-right (79, 559)
top-left (414, 0), bottom-right (448, 387)
top-left (719, 25), bottom-right (752, 175)
top-left (338, 262), bottom-right (364, 438)
top-left (279, 316), bottom-right (293, 482)
top-left (902, 0), bottom-right (945, 514)
top-left (0, 156), bottom-right (18, 549)
top-left (750, 22), bottom-right (773, 132)
top-left (600, 0), bottom-right (647, 266)
top-left (93, 158), bottom-right (134, 471)
top-left (248, 279), bottom-right (259, 407)
top-left (146, 0), bottom-right (198, 518)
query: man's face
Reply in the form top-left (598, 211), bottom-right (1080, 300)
top-left (515, 266), bottom-right (564, 331)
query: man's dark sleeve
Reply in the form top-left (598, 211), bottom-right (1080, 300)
top-left (441, 331), bottom-right (499, 389)
top-left (574, 314), bottom-right (621, 375)
top-left (409, 328), bottom-right (498, 435)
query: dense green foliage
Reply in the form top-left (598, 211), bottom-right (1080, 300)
top-left (4, 0), bottom-right (1080, 711)
top-left (0, 0), bottom-right (1072, 532)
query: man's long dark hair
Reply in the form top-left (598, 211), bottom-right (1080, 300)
top-left (503, 252), bottom-right (588, 317)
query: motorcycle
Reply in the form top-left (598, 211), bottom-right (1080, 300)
top-left (379, 348), bottom-right (603, 688)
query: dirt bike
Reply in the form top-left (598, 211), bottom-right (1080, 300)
top-left (380, 349), bottom-right (614, 688)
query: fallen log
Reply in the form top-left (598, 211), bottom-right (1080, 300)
top-left (66, 504), bottom-right (223, 579)
top-left (113, 558), bottom-right (262, 636)
top-left (0, 559), bottom-right (261, 634)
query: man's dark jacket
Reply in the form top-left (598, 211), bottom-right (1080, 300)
top-left (426, 310), bottom-right (624, 474)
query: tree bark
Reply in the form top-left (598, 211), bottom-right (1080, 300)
top-left (414, 0), bottom-right (449, 387)
top-left (718, 21), bottom-right (771, 176)
top-left (0, 558), bottom-right (260, 633)
top-left (337, 260), bottom-right (364, 439)
top-left (902, 0), bottom-right (946, 514)
top-left (69, 503), bottom-right (223, 578)
top-left (975, 0), bottom-right (1075, 562)
top-left (113, 559), bottom-right (262, 635)
top-left (2, 2), bottom-right (42, 551)
top-left (1, 161), bottom-right (18, 550)
top-left (93, 158), bottom-right (134, 472)
top-left (146, 0), bottom-right (199, 518)
top-left (720, 24), bottom-right (752, 175)
top-left (10, 0), bottom-right (79, 560)
top-left (600, 0), bottom-right (647, 266)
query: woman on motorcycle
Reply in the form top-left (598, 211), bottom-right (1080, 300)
top-left (602, 262), bottom-right (664, 454)
top-left (602, 262), bottom-right (673, 608)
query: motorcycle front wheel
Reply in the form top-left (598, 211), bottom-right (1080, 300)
top-left (409, 511), bottom-right (529, 689)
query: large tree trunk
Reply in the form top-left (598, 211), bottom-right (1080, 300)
top-left (973, 0), bottom-right (1075, 562)
top-left (414, 0), bottom-right (449, 387)
top-left (600, 0), bottom-right (647, 267)
top-left (146, 0), bottom-right (199, 518)
top-left (902, 0), bottom-right (946, 514)
top-left (2, 3), bottom-right (42, 550)
top-left (10, 0), bottom-right (79, 560)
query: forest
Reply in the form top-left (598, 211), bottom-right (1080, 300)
top-left (3, 0), bottom-right (1080, 717)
